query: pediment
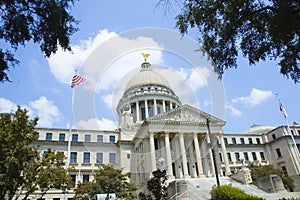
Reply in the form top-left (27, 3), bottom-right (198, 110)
top-left (149, 104), bottom-right (225, 126)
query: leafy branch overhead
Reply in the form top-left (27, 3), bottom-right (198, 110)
top-left (0, 0), bottom-right (78, 82)
top-left (175, 0), bottom-right (300, 83)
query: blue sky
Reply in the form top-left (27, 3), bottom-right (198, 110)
top-left (0, 0), bottom-right (299, 133)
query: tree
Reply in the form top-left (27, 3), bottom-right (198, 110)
top-left (74, 165), bottom-right (136, 200)
top-left (173, 0), bottom-right (300, 83)
top-left (0, 0), bottom-right (78, 82)
top-left (138, 169), bottom-right (168, 200)
top-left (18, 149), bottom-right (72, 200)
top-left (0, 107), bottom-right (38, 199)
top-left (248, 163), bottom-right (295, 191)
top-left (0, 107), bottom-right (71, 200)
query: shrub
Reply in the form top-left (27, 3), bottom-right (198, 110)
top-left (210, 185), bottom-right (264, 200)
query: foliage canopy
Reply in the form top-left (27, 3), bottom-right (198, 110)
top-left (0, 107), bottom-right (71, 200)
top-left (175, 0), bottom-right (300, 83)
top-left (74, 165), bottom-right (136, 200)
top-left (210, 185), bottom-right (263, 200)
top-left (138, 169), bottom-right (168, 200)
top-left (0, 0), bottom-right (78, 82)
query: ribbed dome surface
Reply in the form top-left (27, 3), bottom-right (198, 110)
top-left (125, 62), bottom-right (171, 91)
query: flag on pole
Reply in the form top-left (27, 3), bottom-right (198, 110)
top-left (71, 74), bottom-right (86, 88)
top-left (279, 102), bottom-right (288, 118)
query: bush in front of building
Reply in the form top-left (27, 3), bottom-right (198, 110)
top-left (210, 185), bottom-right (264, 200)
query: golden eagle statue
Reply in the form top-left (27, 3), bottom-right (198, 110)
top-left (141, 53), bottom-right (150, 61)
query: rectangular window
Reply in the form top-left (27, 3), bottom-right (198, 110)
top-left (46, 133), bottom-right (52, 141)
top-left (232, 138), bottom-right (236, 144)
top-left (96, 153), bottom-right (103, 163)
top-left (82, 174), bottom-right (89, 182)
top-left (235, 152), bottom-right (240, 161)
top-left (85, 134), bottom-right (91, 142)
top-left (260, 152), bottom-right (265, 160)
top-left (224, 138), bottom-right (228, 144)
top-left (127, 154), bottom-right (130, 159)
top-left (252, 152), bottom-right (257, 160)
top-left (256, 138), bottom-right (261, 144)
top-left (248, 138), bottom-right (253, 144)
top-left (227, 152), bottom-right (232, 162)
top-left (240, 138), bottom-right (245, 144)
top-left (281, 166), bottom-right (288, 176)
top-left (109, 153), bottom-right (116, 163)
top-left (272, 134), bottom-right (276, 140)
top-left (109, 136), bottom-right (115, 143)
top-left (157, 107), bottom-right (161, 114)
top-left (276, 148), bottom-right (282, 157)
top-left (83, 152), bottom-right (90, 163)
top-left (244, 152), bottom-right (249, 161)
top-left (59, 133), bottom-right (65, 141)
top-left (72, 134), bottom-right (78, 142)
top-left (219, 153), bottom-right (223, 162)
top-left (70, 152), bottom-right (77, 163)
top-left (154, 138), bottom-right (159, 150)
top-left (149, 107), bottom-right (153, 117)
top-left (141, 107), bottom-right (146, 120)
top-left (97, 135), bottom-right (103, 143)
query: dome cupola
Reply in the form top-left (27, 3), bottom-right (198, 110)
top-left (117, 54), bottom-right (181, 129)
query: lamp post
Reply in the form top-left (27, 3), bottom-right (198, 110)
top-left (206, 118), bottom-right (220, 186)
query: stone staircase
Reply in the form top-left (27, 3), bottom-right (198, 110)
top-left (168, 177), bottom-right (300, 200)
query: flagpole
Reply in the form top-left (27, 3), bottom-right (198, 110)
top-left (64, 84), bottom-right (75, 200)
top-left (276, 94), bottom-right (300, 159)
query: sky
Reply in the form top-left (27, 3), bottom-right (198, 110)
top-left (0, 0), bottom-right (299, 133)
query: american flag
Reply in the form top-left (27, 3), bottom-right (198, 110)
top-left (279, 102), bottom-right (288, 118)
top-left (71, 74), bottom-right (86, 88)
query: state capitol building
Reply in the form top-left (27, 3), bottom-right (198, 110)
top-left (33, 59), bottom-right (300, 199)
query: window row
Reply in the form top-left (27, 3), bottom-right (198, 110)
top-left (45, 133), bottom-right (116, 143)
top-left (70, 152), bottom-right (116, 164)
top-left (220, 151), bottom-right (265, 162)
top-left (223, 137), bottom-right (261, 145)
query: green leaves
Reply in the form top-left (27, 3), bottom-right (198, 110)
top-left (0, 0), bottom-right (78, 82)
top-left (175, 0), bottom-right (300, 83)
top-left (74, 165), bottom-right (136, 200)
top-left (0, 107), bottom-right (71, 199)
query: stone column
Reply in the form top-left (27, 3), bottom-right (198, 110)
top-left (136, 101), bottom-right (140, 122)
top-left (162, 100), bottom-right (166, 112)
top-left (164, 133), bottom-right (174, 178)
top-left (149, 132), bottom-right (156, 173)
top-left (220, 135), bottom-right (231, 175)
top-left (179, 132), bottom-right (190, 178)
top-left (170, 102), bottom-right (173, 110)
top-left (145, 100), bottom-right (149, 119)
top-left (174, 135), bottom-right (182, 178)
top-left (154, 99), bottom-right (157, 115)
top-left (193, 133), bottom-right (204, 177)
top-left (187, 137), bottom-right (196, 178)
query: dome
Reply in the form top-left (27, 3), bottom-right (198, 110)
top-left (125, 62), bottom-right (171, 91)
top-left (242, 124), bottom-right (275, 135)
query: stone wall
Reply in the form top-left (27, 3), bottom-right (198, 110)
top-left (230, 168), bottom-right (252, 184)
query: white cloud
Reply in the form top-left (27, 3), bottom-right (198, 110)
top-left (78, 118), bottom-right (117, 131)
top-left (226, 104), bottom-right (242, 117)
top-left (0, 98), bottom-right (17, 113)
top-left (0, 97), bottom-right (62, 127)
top-left (29, 96), bottom-right (62, 127)
top-left (231, 88), bottom-right (273, 107)
top-left (48, 29), bottom-right (117, 84)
